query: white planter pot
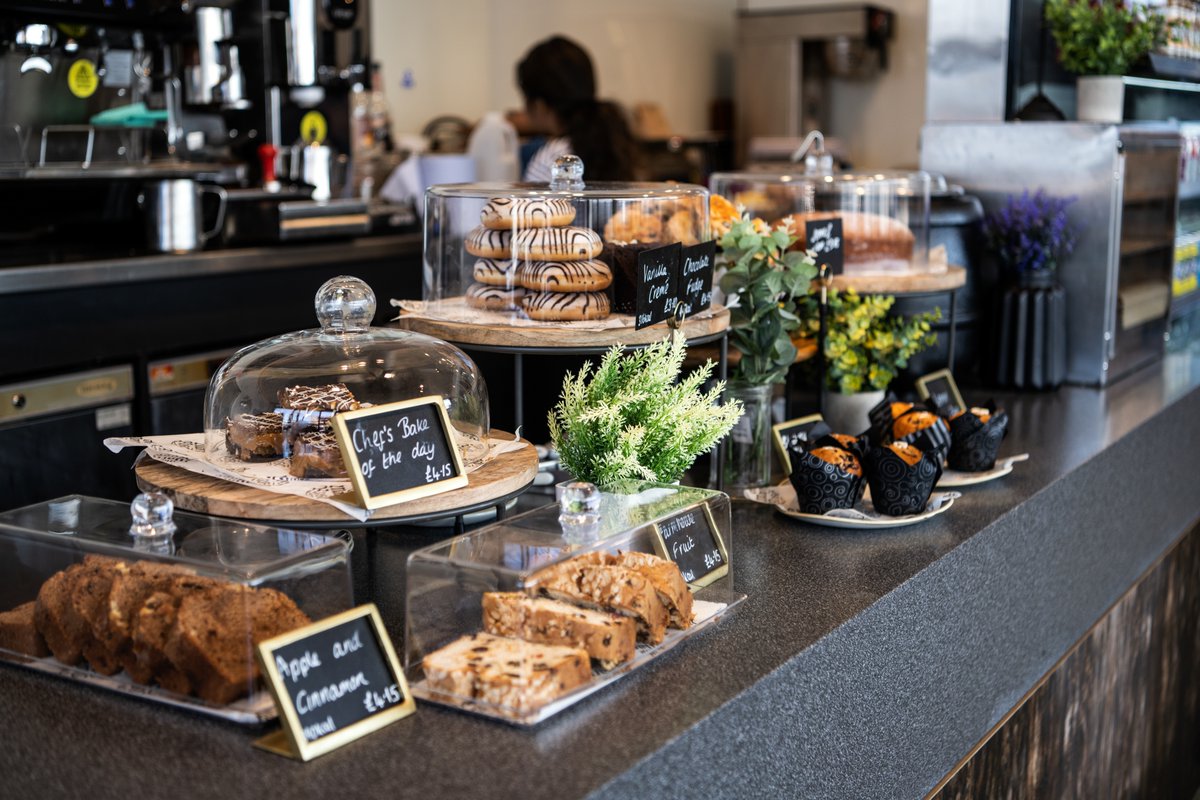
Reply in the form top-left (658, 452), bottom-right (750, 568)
top-left (821, 388), bottom-right (886, 436)
top-left (1076, 75), bottom-right (1124, 123)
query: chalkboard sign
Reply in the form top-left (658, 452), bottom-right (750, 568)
top-left (915, 369), bottom-right (965, 417)
top-left (255, 604), bottom-right (415, 761)
top-left (332, 395), bottom-right (468, 510)
top-left (771, 413), bottom-right (825, 474)
top-left (635, 242), bottom-right (681, 330)
top-left (678, 240), bottom-right (716, 317)
top-left (651, 502), bottom-right (729, 588)
top-left (805, 217), bottom-right (844, 276)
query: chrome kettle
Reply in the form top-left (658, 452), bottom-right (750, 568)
top-left (140, 179), bottom-right (227, 253)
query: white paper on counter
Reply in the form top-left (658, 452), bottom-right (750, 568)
top-left (104, 432), bottom-right (527, 523)
top-left (391, 297), bottom-right (720, 331)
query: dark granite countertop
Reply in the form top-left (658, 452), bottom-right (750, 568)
top-left (2, 350), bottom-right (1199, 800)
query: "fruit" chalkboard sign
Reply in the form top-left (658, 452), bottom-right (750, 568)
top-left (651, 502), bottom-right (729, 588)
top-left (254, 604), bottom-right (416, 761)
top-left (332, 395), bottom-right (468, 510)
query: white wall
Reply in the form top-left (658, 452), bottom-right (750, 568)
top-left (371, 0), bottom-right (738, 138)
top-left (372, 0), bottom-right (928, 168)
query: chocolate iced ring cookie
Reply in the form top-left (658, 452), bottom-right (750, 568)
top-left (466, 282), bottom-right (527, 311)
top-left (473, 258), bottom-right (519, 287)
top-left (464, 226), bottom-right (512, 258)
top-left (517, 259), bottom-right (612, 292)
top-left (513, 226), bottom-right (603, 262)
top-left (522, 290), bottom-right (611, 321)
top-left (481, 197), bottom-right (576, 229)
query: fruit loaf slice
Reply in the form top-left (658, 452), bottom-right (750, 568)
top-left (481, 592), bottom-right (636, 669)
top-left (75, 559), bottom-right (131, 674)
top-left (99, 561), bottom-right (195, 670)
top-left (0, 601), bottom-right (49, 657)
top-left (612, 551), bottom-right (694, 629)
top-left (125, 575), bottom-right (222, 686)
top-left (527, 557), bottom-right (669, 645)
top-left (164, 584), bottom-right (311, 705)
top-left (34, 557), bottom-right (121, 665)
top-left (422, 631), bottom-right (592, 714)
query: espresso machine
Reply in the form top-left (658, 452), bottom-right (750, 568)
top-left (0, 0), bottom-right (377, 263)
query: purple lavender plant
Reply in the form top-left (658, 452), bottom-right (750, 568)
top-left (984, 190), bottom-right (1078, 276)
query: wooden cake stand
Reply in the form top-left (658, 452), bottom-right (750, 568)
top-left (134, 432), bottom-right (538, 529)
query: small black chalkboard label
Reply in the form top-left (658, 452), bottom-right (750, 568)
top-left (915, 369), bottom-right (965, 417)
top-left (678, 240), bottom-right (716, 317)
top-left (332, 396), bottom-right (468, 510)
top-left (635, 243), bottom-right (681, 330)
top-left (652, 503), bottom-right (729, 588)
top-left (772, 413), bottom-right (825, 474)
top-left (805, 217), bottom-right (844, 276)
top-left (255, 604), bottom-right (415, 761)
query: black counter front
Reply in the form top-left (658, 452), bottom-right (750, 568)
top-left (1, 351), bottom-right (1198, 799)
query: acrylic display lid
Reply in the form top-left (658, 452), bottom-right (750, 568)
top-left (709, 169), bottom-right (932, 274)
top-left (0, 493), bottom-right (350, 582)
top-left (202, 275), bottom-right (490, 466)
top-left (422, 155), bottom-right (710, 321)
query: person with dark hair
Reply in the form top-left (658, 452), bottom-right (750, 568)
top-left (516, 35), bottom-right (639, 182)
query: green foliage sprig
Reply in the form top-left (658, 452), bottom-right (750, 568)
top-left (717, 216), bottom-right (817, 386)
top-left (548, 337), bottom-right (743, 486)
top-left (799, 289), bottom-right (940, 394)
top-left (1045, 0), bottom-right (1165, 76)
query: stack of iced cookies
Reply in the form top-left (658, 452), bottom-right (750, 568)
top-left (464, 197), bottom-right (611, 321)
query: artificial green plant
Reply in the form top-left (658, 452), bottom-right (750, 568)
top-left (1044, 0), bottom-right (1165, 75)
top-left (548, 336), bottom-right (742, 486)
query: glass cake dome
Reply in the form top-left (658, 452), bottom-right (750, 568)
top-left (203, 276), bottom-right (490, 477)
top-left (709, 169), bottom-right (932, 275)
top-left (423, 155), bottom-right (709, 321)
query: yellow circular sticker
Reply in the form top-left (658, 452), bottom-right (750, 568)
top-left (300, 110), bottom-right (328, 144)
top-left (68, 59), bottom-right (99, 99)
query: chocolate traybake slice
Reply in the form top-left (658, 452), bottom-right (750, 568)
top-left (225, 411), bottom-right (284, 461)
top-left (288, 429), bottom-right (347, 479)
top-left (277, 383), bottom-right (360, 412)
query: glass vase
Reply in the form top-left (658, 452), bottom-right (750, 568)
top-left (722, 382), bottom-right (773, 491)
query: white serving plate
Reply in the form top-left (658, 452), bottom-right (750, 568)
top-left (743, 483), bottom-right (960, 529)
top-left (937, 453), bottom-right (1029, 487)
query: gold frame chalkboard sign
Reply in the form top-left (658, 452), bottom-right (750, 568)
top-left (254, 604), bottom-right (416, 761)
top-left (771, 413), bottom-right (824, 475)
top-left (914, 369), bottom-right (965, 416)
top-left (650, 502), bottom-right (729, 589)
top-left (332, 395), bottom-right (469, 510)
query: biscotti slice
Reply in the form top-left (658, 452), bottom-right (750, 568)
top-left (482, 592), bottom-right (636, 670)
top-left (0, 601), bottom-right (49, 657)
top-left (612, 552), bottom-right (694, 629)
top-left (528, 560), bottom-right (669, 645)
top-left (422, 632), bottom-right (591, 714)
top-left (165, 584), bottom-right (311, 705)
top-left (125, 575), bottom-right (221, 685)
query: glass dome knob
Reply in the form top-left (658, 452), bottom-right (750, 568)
top-left (130, 491), bottom-right (177, 540)
top-left (315, 275), bottom-right (376, 333)
top-left (550, 155), bottom-right (585, 191)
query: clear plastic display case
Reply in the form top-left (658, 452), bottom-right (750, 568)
top-left (709, 169), bottom-right (933, 274)
top-left (0, 493), bottom-right (353, 723)
top-left (404, 482), bottom-right (743, 725)
top-left (423, 156), bottom-right (710, 322)
top-left (203, 275), bottom-right (491, 476)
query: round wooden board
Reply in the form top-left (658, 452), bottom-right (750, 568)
top-left (393, 305), bottom-right (730, 349)
top-left (135, 433), bottom-right (538, 524)
top-left (831, 266), bottom-right (965, 295)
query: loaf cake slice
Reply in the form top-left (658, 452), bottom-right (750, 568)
top-left (0, 601), bottom-right (49, 657)
top-left (422, 632), bottom-right (591, 714)
top-left (528, 558), bottom-right (669, 645)
top-left (125, 575), bottom-right (222, 686)
top-left (482, 592), bottom-right (636, 669)
top-left (612, 551), bottom-right (694, 629)
top-left (34, 557), bottom-right (122, 665)
top-left (75, 559), bottom-right (131, 674)
top-left (98, 561), bottom-right (194, 667)
top-left (164, 584), bottom-right (311, 705)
